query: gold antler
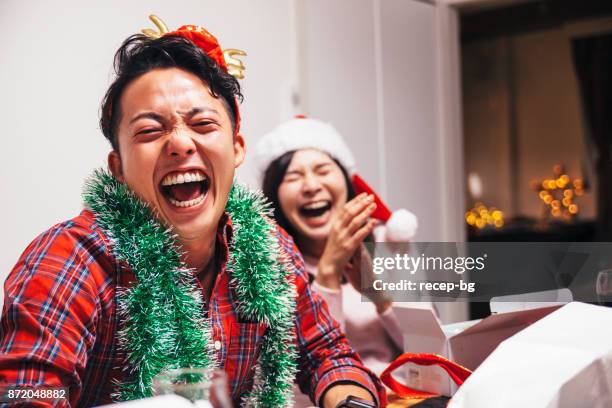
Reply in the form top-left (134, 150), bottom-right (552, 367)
top-left (141, 15), bottom-right (169, 39)
top-left (223, 49), bottom-right (247, 79)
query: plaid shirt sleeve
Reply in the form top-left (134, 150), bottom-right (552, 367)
top-left (276, 227), bottom-right (387, 407)
top-left (0, 220), bottom-right (104, 407)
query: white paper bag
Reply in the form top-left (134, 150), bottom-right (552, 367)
top-left (448, 302), bottom-right (612, 408)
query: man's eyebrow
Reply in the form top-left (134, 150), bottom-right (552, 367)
top-left (128, 112), bottom-right (165, 124)
top-left (178, 107), bottom-right (220, 118)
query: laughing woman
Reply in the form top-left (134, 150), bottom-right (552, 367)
top-left (255, 117), bottom-right (420, 404)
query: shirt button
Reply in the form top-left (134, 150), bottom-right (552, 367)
top-left (214, 340), bottom-right (222, 350)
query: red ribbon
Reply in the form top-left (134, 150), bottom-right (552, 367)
top-left (380, 353), bottom-right (472, 399)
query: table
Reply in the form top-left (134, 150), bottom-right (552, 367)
top-left (387, 393), bottom-right (449, 408)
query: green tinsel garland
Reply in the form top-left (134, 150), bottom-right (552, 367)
top-left (226, 185), bottom-right (298, 407)
top-left (83, 169), bottom-right (297, 407)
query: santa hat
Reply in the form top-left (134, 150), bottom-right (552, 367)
top-left (255, 116), bottom-right (418, 241)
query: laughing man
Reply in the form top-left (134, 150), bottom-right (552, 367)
top-left (0, 18), bottom-right (384, 408)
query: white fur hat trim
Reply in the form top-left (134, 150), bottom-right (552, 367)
top-left (254, 118), bottom-right (356, 180)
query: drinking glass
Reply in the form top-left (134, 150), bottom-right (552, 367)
top-left (152, 368), bottom-right (232, 408)
top-left (596, 269), bottom-right (612, 305)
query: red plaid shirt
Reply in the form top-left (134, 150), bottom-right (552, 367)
top-left (0, 210), bottom-right (384, 407)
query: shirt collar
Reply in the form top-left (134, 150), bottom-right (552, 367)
top-left (213, 211), bottom-right (233, 277)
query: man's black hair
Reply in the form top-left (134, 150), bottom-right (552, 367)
top-left (100, 34), bottom-right (243, 151)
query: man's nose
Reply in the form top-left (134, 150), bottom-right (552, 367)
top-left (166, 128), bottom-right (197, 158)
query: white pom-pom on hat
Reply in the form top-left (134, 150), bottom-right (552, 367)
top-left (385, 209), bottom-right (418, 241)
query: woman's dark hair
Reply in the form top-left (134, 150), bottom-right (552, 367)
top-left (100, 34), bottom-right (243, 151)
top-left (262, 150), bottom-right (356, 240)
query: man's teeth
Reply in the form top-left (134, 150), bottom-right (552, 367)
top-left (168, 195), bottom-right (205, 208)
top-left (302, 201), bottom-right (329, 210)
top-left (161, 171), bottom-right (206, 186)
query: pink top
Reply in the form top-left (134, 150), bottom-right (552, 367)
top-left (303, 256), bottom-right (403, 374)
top-left (293, 256), bottom-right (404, 407)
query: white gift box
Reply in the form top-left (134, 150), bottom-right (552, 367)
top-left (392, 294), bottom-right (568, 397)
top-left (448, 302), bottom-right (612, 408)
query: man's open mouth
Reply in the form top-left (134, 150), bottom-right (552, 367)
top-left (160, 170), bottom-right (210, 208)
top-left (299, 200), bottom-right (332, 218)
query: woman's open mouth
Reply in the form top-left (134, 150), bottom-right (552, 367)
top-left (160, 170), bottom-right (210, 208)
top-left (299, 200), bottom-right (332, 218)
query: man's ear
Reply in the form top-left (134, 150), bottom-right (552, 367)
top-left (233, 132), bottom-right (246, 169)
top-left (108, 151), bottom-right (125, 183)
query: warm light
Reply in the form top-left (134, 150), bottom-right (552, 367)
top-left (466, 203), bottom-right (505, 230)
top-left (532, 165), bottom-right (585, 221)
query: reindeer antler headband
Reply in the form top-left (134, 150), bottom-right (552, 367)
top-left (142, 15), bottom-right (247, 79)
top-left (141, 15), bottom-right (246, 133)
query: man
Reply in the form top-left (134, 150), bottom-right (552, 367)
top-left (0, 18), bottom-right (384, 407)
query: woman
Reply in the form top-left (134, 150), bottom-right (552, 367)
top-left (255, 117), bottom-right (419, 390)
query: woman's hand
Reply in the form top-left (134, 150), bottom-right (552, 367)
top-left (316, 193), bottom-right (377, 290)
top-left (345, 244), bottom-right (392, 314)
